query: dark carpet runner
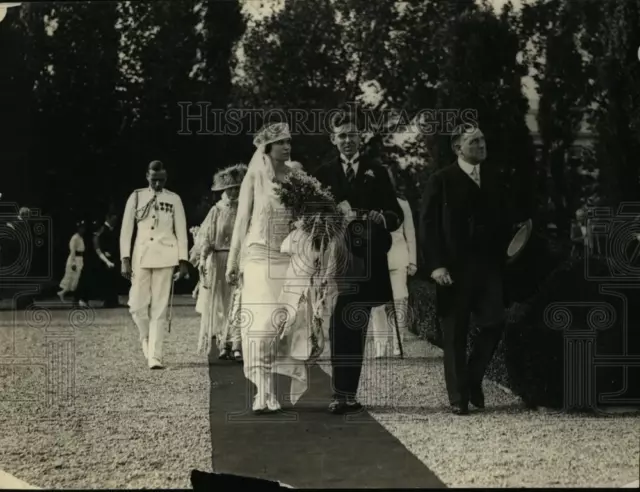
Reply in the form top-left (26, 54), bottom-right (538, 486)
top-left (208, 358), bottom-right (446, 488)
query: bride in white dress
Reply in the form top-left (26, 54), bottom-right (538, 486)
top-left (225, 122), bottom-right (316, 413)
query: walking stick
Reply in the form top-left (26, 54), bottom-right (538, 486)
top-left (168, 268), bottom-right (189, 334)
top-left (168, 278), bottom-right (176, 334)
top-left (392, 304), bottom-right (404, 359)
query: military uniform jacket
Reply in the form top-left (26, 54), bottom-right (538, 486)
top-left (120, 188), bottom-right (189, 269)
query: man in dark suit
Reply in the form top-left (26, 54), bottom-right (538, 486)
top-left (93, 211), bottom-right (122, 307)
top-left (314, 112), bottom-right (403, 414)
top-left (419, 124), bottom-right (528, 415)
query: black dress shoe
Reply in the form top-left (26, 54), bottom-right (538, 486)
top-left (345, 397), bottom-right (363, 413)
top-left (450, 403), bottom-right (469, 415)
top-left (469, 385), bottom-right (485, 409)
top-left (329, 398), bottom-right (348, 414)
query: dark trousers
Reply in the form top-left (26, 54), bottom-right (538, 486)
top-left (100, 260), bottom-right (120, 306)
top-left (73, 269), bottom-right (90, 304)
top-left (439, 259), bottom-right (505, 406)
top-left (330, 294), bottom-right (373, 399)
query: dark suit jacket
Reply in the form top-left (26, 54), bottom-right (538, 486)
top-left (419, 161), bottom-right (526, 280)
top-left (314, 152), bottom-right (403, 306)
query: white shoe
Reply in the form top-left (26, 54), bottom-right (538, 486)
top-left (252, 393), bottom-right (267, 413)
top-left (149, 358), bottom-right (164, 370)
top-left (57, 291), bottom-right (65, 302)
top-left (78, 300), bottom-right (89, 308)
top-left (266, 393), bottom-right (281, 412)
top-left (141, 339), bottom-right (149, 359)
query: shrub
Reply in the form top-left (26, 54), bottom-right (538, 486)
top-left (502, 256), bottom-right (640, 410)
top-left (407, 275), bottom-right (440, 346)
top-left (407, 255), bottom-right (639, 412)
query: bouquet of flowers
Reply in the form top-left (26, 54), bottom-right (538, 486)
top-left (274, 169), bottom-right (345, 362)
top-left (273, 168), bottom-right (346, 251)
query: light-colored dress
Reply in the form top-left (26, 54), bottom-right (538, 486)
top-left (368, 198), bottom-right (417, 356)
top-left (385, 198), bottom-right (417, 299)
top-left (190, 194), bottom-right (238, 354)
top-left (228, 158), bottom-right (323, 405)
top-left (59, 233), bottom-right (85, 292)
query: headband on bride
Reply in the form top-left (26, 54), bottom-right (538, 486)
top-left (253, 122), bottom-right (291, 149)
top-left (248, 122), bottom-right (292, 181)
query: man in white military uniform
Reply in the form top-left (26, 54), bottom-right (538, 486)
top-left (120, 160), bottom-right (189, 369)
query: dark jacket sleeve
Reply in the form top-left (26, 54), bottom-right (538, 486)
top-left (311, 163), bottom-right (326, 184)
top-left (93, 225), bottom-right (105, 252)
top-left (419, 172), bottom-right (447, 275)
top-left (347, 218), bottom-right (392, 258)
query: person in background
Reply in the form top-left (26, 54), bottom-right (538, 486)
top-left (368, 165), bottom-right (418, 357)
top-left (58, 220), bottom-right (87, 306)
top-left (94, 211), bottom-right (122, 307)
top-left (190, 164), bottom-right (247, 361)
top-left (570, 208), bottom-right (601, 258)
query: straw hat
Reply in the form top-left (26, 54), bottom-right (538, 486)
top-left (211, 164), bottom-right (248, 191)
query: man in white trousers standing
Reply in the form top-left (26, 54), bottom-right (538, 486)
top-left (120, 160), bottom-right (189, 369)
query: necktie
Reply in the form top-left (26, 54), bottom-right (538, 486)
top-left (345, 162), bottom-right (355, 183)
top-left (471, 166), bottom-right (480, 187)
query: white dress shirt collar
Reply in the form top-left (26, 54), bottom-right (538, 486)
top-left (341, 152), bottom-right (360, 175)
top-left (458, 157), bottom-right (481, 186)
top-left (457, 157), bottom-right (480, 175)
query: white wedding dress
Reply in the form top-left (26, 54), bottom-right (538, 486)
top-left (227, 155), bottom-right (332, 410)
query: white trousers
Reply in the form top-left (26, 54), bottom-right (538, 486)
top-left (369, 299), bottom-right (409, 357)
top-left (128, 266), bottom-right (174, 362)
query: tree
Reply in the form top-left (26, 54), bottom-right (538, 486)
top-left (0, 6), bottom-right (34, 204)
top-left (116, 0), bottom-right (245, 222)
top-left (118, 0), bottom-right (200, 202)
top-left (194, 0), bottom-right (246, 173)
top-left (578, 0), bottom-right (640, 205)
top-left (521, 0), bottom-right (593, 231)
top-left (30, 1), bottom-right (121, 221)
top-left (434, 2), bottom-right (535, 212)
top-left (236, 0), bottom-right (402, 169)
top-left (236, 0), bottom-right (349, 168)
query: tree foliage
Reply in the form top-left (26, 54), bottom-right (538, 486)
top-left (2, 0), bottom-right (640, 272)
top-left (520, 0), bottom-right (591, 229)
top-left (24, 1), bottom-right (120, 222)
top-left (578, 0), bottom-right (640, 205)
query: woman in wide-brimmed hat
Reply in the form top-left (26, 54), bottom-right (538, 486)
top-left (190, 164), bottom-right (247, 361)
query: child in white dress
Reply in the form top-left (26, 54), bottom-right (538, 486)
top-left (58, 221), bottom-right (87, 303)
top-left (190, 164), bottom-right (247, 361)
